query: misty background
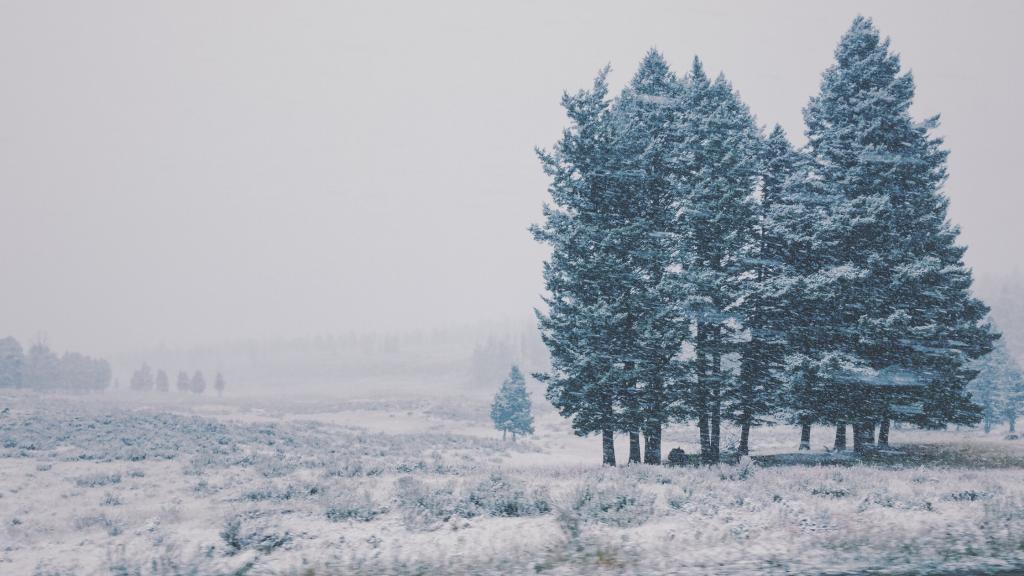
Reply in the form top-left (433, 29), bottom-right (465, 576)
top-left (2, 1), bottom-right (1023, 391)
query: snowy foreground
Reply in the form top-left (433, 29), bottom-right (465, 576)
top-left (2, 392), bottom-right (1024, 575)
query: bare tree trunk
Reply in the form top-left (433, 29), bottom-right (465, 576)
top-left (799, 422), bottom-right (811, 451)
top-left (853, 421), bottom-right (875, 454)
top-left (628, 431), bottom-right (641, 464)
top-left (739, 419), bottom-right (751, 456)
top-left (502, 429), bottom-right (506, 441)
top-left (984, 418), bottom-right (992, 434)
top-left (1010, 415), bottom-right (1017, 434)
top-left (710, 394), bottom-right (721, 463)
top-left (877, 418), bottom-right (890, 448)
top-left (602, 429), bottom-right (616, 466)
top-left (709, 331), bottom-right (722, 464)
top-left (643, 423), bottom-right (662, 464)
top-left (834, 421), bottom-right (846, 451)
top-left (698, 413), bottom-right (712, 465)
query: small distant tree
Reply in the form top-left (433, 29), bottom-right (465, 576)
top-left (24, 341), bottom-right (61, 391)
top-left (191, 370), bottom-right (206, 394)
top-left (971, 337), bottom-right (1024, 433)
top-left (0, 337), bottom-right (25, 388)
top-left (214, 372), bottom-right (226, 397)
top-left (130, 363), bottom-right (154, 392)
top-left (490, 365), bottom-right (534, 441)
top-left (155, 370), bottom-right (169, 393)
top-left (176, 371), bottom-right (190, 393)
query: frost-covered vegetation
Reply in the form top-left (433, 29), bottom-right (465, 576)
top-left (3, 392), bottom-right (1024, 575)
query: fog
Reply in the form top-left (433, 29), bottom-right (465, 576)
top-left (2, 0), bottom-right (1022, 364)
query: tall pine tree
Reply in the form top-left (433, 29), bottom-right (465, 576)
top-left (533, 68), bottom-right (623, 465)
top-left (803, 17), bottom-right (995, 451)
top-left (669, 59), bottom-right (761, 464)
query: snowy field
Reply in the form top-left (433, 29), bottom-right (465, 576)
top-left (3, 391), bottom-right (1024, 575)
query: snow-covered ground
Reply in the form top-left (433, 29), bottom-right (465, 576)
top-left (2, 390), bottom-right (1024, 575)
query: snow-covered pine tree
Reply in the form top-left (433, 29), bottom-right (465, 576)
top-left (155, 369), bottom-right (169, 392)
top-left (668, 58), bottom-right (761, 464)
top-left (176, 370), bottom-right (190, 393)
top-left (25, 342), bottom-right (61, 391)
top-left (490, 365), bottom-right (534, 440)
top-left (970, 334), bottom-right (1024, 433)
top-left (130, 363), bottom-right (154, 392)
top-left (533, 67), bottom-right (625, 465)
top-left (603, 50), bottom-right (689, 464)
top-left (191, 370), bottom-right (206, 394)
top-left (804, 17), bottom-right (995, 452)
top-left (732, 125), bottom-right (800, 454)
top-left (0, 337), bottom-right (24, 388)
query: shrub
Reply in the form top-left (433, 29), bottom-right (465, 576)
top-left (561, 476), bottom-right (655, 528)
top-left (466, 472), bottom-right (550, 517)
top-left (324, 484), bottom-right (385, 522)
top-left (220, 516), bottom-right (291, 555)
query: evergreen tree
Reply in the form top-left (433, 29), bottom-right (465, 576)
top-left (490, 365), bottom-right (534, 440)
top-left (668, 58), bottom-right (761, 464)
top-left (191, 370), bottom-right (206, 394)
top-left (155, 370), bottom-right (169, 393)
top-left (0, 337), bottom-right (24, 389)
top-left (24, 341), bottom-right (60, 391)
top-left (533, 67), bottom-right (623, 465)
top-left (130, 363), bottom-right (154, 392)
top-left (214, 372), bottom-right (226, 397)
top-left (602, 50), bottom-right (689, 464)
top-left (732, 126), bottom-right (798, 454)
top-left (176, 371), bottom-right (190, 393)
top-left (803, 16), bottom-right (995, 451)
top-left (970, 336), bottom-right (1024, 433)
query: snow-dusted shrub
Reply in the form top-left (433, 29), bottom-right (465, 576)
top-left (394, 476), bottom-right (469, 530)
top-left (74, 472), bottom-right (122, 487)
top-left (73, 513), bottom-right (122, 536)
top-left (560, 473), bottom-right (655, 528)
top-left (466, 472), bottom-right (550, 517)
top-left (101, 491), bottom-right (122, 506)
top-left (220, 516), bottom-right (291, 555)
top-left (324, 484), bottom-right (385, 522)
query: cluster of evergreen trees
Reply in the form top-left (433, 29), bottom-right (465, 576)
top-left (0, 336), bottom-right (112, 393)
top-left (129, 364), bottom-right (226, 396)
top-left (969, 335), bottom-right (1024, 434)
top-left (533, 17), bottom-right (995, 465)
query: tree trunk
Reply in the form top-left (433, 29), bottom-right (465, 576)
top-left (643, 423), bottom-right (662, 464)
top-left (739, 420), bottom-right (751, 456)
top-left (984, 419), bottom-right (992, 434)
top-left (1010, 416), bottom-right (1017, 434)
top-left (628, 431), bottom-right (641, 464)
top-left (602, 429), bottom-right (616, 466)
top-left (834, 421), bottom-right (846, 451)
top-left (710, 398), bottom-right (721, 463)
top-left (799, 422), bottom-right (811, 451)
top-left (502, 429), bottom-right (506, 441)
top-left (853, 421), bottom-right (875, 454)
top-left (877, 418), bottom-right (890, 448)
top-left (698, 413), bottom-right (712, 465)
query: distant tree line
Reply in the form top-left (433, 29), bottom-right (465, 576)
top-left (533, 17), bottom-right (996, 465)
top-left (129, 364), bottom-right (226, 396)
top-left (0, 336), bottom-right (111, 392)
top-left (969, 335), bottom-right (1024, 434)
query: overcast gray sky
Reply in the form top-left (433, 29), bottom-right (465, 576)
top-left (2, 0), bottom-right (1022, 356)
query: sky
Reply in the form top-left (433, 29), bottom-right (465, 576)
top-left (1, 0), bottom-right (1022, 356)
